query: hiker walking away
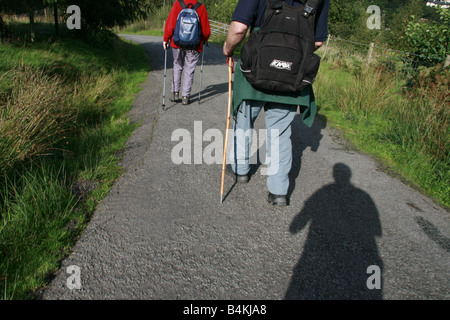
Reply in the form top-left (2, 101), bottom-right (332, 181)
top-left (223, 0), bottom-right (330, 206)
top-left (163, 0), bottom-right (211, 105)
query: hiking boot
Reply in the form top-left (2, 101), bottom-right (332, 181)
top-left (226, 164), bottom-right (249, 183)
top-left (267, 192), bottom-right (287, 206)
top-left (182, 96), bottom-right (190, 105)
top-left (171, 92), bottom-right (180, 102)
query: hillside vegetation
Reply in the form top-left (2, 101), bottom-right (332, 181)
top-left (0, 24), bottom-right (149, 299)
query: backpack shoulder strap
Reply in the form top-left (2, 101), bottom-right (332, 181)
top-left (267, 0), bottom-right (322, 15)
top-left (178, 0), bottom-right (187, 9)
top-left (179, 0), bottom-right (202, 10)
top-left (193, 1), bottom-right (202, 11)
top-left (268, 0), bottom-right (282, 10)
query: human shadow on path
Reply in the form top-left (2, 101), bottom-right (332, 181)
top-left (287, 113), bottom-right (326, 201)
top-left (191, 82), bottom-right (228, 105)
top-left (285, 163), bottom-right (384, 300)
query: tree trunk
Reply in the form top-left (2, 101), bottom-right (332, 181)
top-left (0, 15), bottom-right (4, 43)
top-left (54, 4), bottom-right (59, 36)
top-left (0, 14), bottom-right (12, 43)
top-left (29, 10), bottom-right (35, 42)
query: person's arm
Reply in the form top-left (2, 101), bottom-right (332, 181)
top-left (163, 2), bottom-right (180, 50)
top-left (199, 5), bottom-right (211, 43)
top-left (223, 21), bottom-right (248, 57)
top-left (314, 0), bottom-right (329, 51)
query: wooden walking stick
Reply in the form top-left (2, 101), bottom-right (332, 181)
top-left (220, 57), bottom-right (234, 203)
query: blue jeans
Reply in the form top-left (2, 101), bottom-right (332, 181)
top-left (230, 100), bottom-right (297, 196)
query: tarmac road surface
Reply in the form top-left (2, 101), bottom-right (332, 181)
top-left (43, 35), bottom-right (449, 300)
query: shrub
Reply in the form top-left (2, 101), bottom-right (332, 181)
top-left (405, 8), bottom-right (449, 68)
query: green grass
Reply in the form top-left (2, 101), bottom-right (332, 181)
top-left (114, 5), bottom-right (170, 37)
top-left (0, 26), bottom-right (150, 299)
top-left (313, 53), bottom-right (449, 209)
top-left (0, 163), bottom-right (78, 299)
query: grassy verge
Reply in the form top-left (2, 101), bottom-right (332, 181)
top-left (114, 5), bottom-right (169, 37)
top-left (0, 29), bottom-right (150, 299)
top-left (313, 52), bottom-right (449, 209)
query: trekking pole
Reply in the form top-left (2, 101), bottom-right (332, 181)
top-left (220, 57), bottom-right (234, 203)
top-left (198, 43), bottom-right (206, 104)
top-left (162, 47), bottom-right (168, 110)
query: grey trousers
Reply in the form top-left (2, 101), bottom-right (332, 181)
top-left (171, 47), bottom-right (200, 97)
top-left (230, 100), bottom-right (297, 196)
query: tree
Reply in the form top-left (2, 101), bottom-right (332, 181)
top-left (383, 0), bottom-right (438, 50)
top-left (0, 14), bottom-right (10, 40)
top-left (0, 0), bottom-right (151, 40)
top-left (64, 0), bottom-right (150, 30)
top-left (42, 0), bottom-right (60, 36)
top-left (0, 0), bottom-right (46, 41)
top-left (203, 0), bottom-right (238, 23)
top-left (405, 7), bottom-right (449, 68)
top-left (328, 0), bottom-right (369, 39)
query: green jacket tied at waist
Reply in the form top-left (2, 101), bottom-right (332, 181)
top-left (231, 60), bottom-right (317, 128)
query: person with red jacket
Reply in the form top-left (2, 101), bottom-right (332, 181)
top-left (163, 0), bottom-right (211, 105)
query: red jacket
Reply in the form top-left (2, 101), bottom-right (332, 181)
top-left (164, 0), bottom-right (211, 52)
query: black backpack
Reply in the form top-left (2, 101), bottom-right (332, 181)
top-left (240, 0), bottom-right (323, 93)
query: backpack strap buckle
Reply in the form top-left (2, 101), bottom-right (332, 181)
top-left (268, 0), bottom-right (283, 13)
top-left (302, 0), bottom-right (322, 17)
top-left (302, 4), bottom-right (314, 17)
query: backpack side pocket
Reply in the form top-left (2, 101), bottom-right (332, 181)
top-left (297, 53), bottom-right (321, 90)
top-left (240, 31), bottom-right (260, 84)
